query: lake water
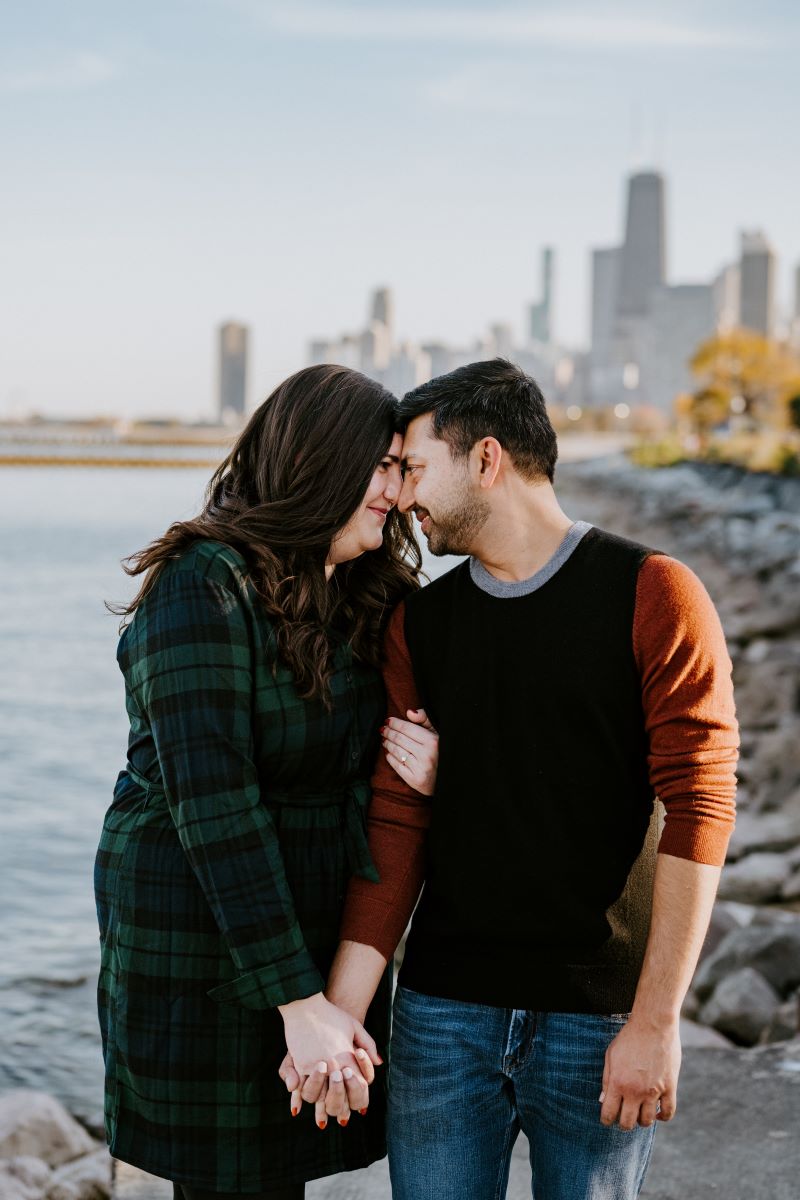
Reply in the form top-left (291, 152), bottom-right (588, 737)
top-left (0, 466), bottom-right (460, 1126)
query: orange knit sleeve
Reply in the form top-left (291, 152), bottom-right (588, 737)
top-left (634, 555), bottom-right (738, 866)
top-left (339, 601), bottom-right (432, 960)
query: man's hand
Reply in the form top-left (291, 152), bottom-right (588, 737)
top-left (277, 993), bottom-right (382, 1122)
top-left (599, 1014), bottom-right (681, 1130)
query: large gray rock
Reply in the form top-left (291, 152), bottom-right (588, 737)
top-left (679, 1018), bottom-right (733, 1049)
top-left (699, 967), bottom-right (781, 1045)
top-left (697, 900), bottom-right (748, 963)
top-left (717, 852), bottom-right (789, 903)
top-left (48, 1147), bottom-right (112, 1200)
top-left (111, 1161), bottom-right (172, 1200)
top-left (0, 1156), bottom-right (52, 1200)
top-left (782, 864), bottom-right (800, 900)
top-left (737, 732), bottom-right (800, 810)
top-left (760, 993), bottom-right (800, 1044)
top-left (0, 1091), bottom-right (96, 1169)
top-left (693, 919), bottom-right (800, 999)
top-left (732, 657), bottom-right (800, 733)
top-left (727, 797), bottom-right (800, 861)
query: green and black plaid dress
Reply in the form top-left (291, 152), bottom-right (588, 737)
top-left (94, 540), bottom-right (391, 1192)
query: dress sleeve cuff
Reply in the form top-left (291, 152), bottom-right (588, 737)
top-left (207, 930), bottom-right (325, 1009)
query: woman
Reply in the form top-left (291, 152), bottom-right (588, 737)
top-left (94, 365), bottom-right (436, 1199)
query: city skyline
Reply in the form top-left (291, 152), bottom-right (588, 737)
top-left (2, 1), bottom-right (800, 418)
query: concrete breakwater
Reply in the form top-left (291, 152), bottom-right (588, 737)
top-left (558, 456), bottom-right (800, 1047)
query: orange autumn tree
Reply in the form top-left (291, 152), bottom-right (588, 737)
top-left (688, 329), bottom-right (800, 432)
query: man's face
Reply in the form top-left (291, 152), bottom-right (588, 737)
top-left (399, 415), bottom-right (489, 557)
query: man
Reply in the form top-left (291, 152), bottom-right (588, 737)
top-left (325, 359), bottom-right (738, 1198)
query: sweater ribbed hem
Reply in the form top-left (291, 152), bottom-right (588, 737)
top-left (399, 950), bottom-right (640, 1015)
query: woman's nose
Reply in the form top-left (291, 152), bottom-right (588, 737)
top-left (383, 466), bottom-right (402, 504)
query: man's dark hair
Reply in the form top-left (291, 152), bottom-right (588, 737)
top-left (398, 358), bottom-right (558, 482)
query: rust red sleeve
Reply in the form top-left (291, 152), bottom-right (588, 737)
top-left (634, 555), bottom-right (738, 866)
top-left (339, 601), bottom-right (432, 960)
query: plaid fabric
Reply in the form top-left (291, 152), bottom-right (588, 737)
top-left (94, 541), bottom-right (390, 1191)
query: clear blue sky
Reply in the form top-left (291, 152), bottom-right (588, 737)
top-left (2, 0), bottom-right (799, 418)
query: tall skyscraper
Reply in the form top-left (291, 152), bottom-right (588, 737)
top-left (588, 246), bottom-right (623, 407)
top-left (590, 247), bottom-right (621, 357)
top-left (616, 171), bottom-right (666, 320)
top-left (218, 322), bottom-right (248, 420)
top-left (739, 231), bottom-right (776, 336)
top-left (529, 247), bottom-right (554, 343)
top-left (371, 287), bottom-right (394, 338)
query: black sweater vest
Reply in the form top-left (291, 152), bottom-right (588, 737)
top-left (399, 527), bottom-right (660, 1013)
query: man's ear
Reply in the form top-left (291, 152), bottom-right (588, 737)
top-left (477, 437), bottom-right (503, 489)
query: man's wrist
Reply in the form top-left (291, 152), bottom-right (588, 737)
top-left (325, 988), bottom-right (368, 1025)
top-left (628, 1002), bottom-right (681, 1030)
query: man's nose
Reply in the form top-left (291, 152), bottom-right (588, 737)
top-left (398, 475), bottom-right (415, 513)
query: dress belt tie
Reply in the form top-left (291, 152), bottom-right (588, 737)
top-left (266, 780), bottom-right (380, 884)
top-left (123, 765), bottom-right (380, 884)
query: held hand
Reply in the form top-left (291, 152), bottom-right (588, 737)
top-left (599, 1015), bottom-right (681, 1131)
top-left (278, 995), bottom-right (382, 1123)
top-left (382, 709), bottom-right (438, 796)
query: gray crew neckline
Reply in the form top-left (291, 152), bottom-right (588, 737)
top-left (468, 521), bottom-right (594, 598)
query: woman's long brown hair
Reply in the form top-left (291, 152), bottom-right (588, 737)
top-left (111, 365), bottom-right (421, 700)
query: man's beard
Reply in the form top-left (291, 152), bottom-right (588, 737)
top-left (423, 487), bottom-right (490, 557)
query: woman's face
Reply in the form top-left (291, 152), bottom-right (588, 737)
top-left (328, 433), bottom-right (404, 567)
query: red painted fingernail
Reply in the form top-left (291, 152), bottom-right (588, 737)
top-left (317, 1120), bottom-right (327, 1130)
top-left (291, 1107), bottom-right (299, 1117)
top-left (338, 1118), bottom-right (349, 1127)
top-left (359, 1107), bottom-right (368, 1116)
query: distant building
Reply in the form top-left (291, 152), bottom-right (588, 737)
top-left (585, 170), bottom-right (667, 408)
top-left (371, 287), bottom-right (394, 338)
top-left (421, 342), bottom-right (454, 379)
top-left (529, 247), bottom-right (554, 344)
top-left (308, 284), bottom-right (576, 404)
top-left (587, 247), bottom-right (623, 406)
top-left (616, 171), bottom-right (666, 321)
top-left (643, 284), bottom-right (716, 414)
top-left (713, 263), bottom-right (740, 331)
top-left (384, 343), bottom-right (431, 396)
top-left (308, 339), bottom-right (332, 366)
top-left (359, 320), bottom-right (392, 376)
top-left (739, 231), bottom-right (775, 335)
top-left (490, 323), bottom-right (514, 359)
top-left (218, 322), bottom-right (249, 420)
top-left (591, 247), bottom-right (621, 355)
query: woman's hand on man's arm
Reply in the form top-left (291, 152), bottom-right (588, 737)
top-left (382, 708), bottom-right (438, 796)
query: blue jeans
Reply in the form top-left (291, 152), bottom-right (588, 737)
top-left (388, 987), bottom-right (656, 1200)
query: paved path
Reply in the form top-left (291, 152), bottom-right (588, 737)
top-left (115, 1040), bottom-right (800, 1200)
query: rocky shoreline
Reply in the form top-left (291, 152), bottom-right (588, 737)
top-left (559, 455), bottom-right (800, 1048)
top-left (0, 1091), bottom-right (111, 1200)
